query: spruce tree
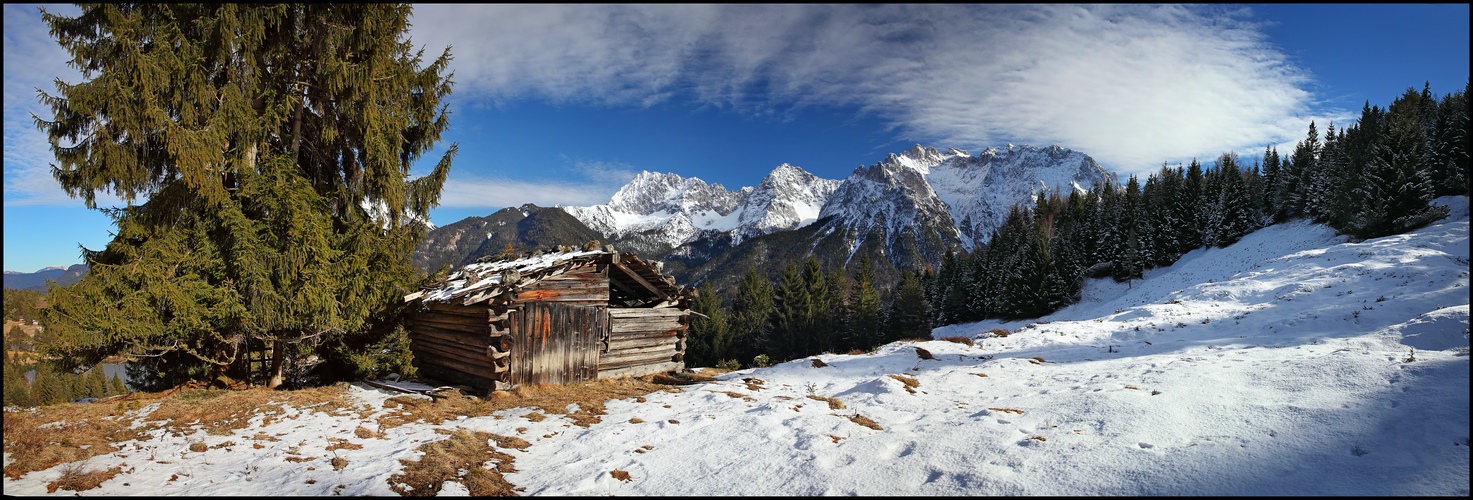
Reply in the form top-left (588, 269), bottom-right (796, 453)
top-left (109, 373), bottom-right (130, 396)
top-left (34, 4), bottom-right (455, 388)
top-left (766, 260), bottom-right (811, 361)
top-left (1352, 88), bottom-right (1448, 239)
top-left (3, 357), bottom-right (34, 407)
top-left (845, 254), bottom-right (882, 353)
top-left (32, 365), bottom-right (67, 406)
top-left (1430, 85), bottom-right (1469, 196)
top-left (729, 265), bottom-right (775, 366)
top-left (686, 282), bottom-right (731, 367)
top-left (5, 325), bottom-right (31, 352)
top-left (884, 270), bottom-right (931, 342)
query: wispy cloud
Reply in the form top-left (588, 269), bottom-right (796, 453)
top-left (436, 159), bottom-right (638, 209)
top-left (3, 4), bottom-right (94, 207)
top-left (408, 4), bottom-right (1333, 176)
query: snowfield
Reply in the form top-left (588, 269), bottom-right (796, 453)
top-left (4, 197), bottom-right (1468, 496)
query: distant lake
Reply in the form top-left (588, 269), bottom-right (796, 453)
top-left (23, 362), bottom-right (136, 391)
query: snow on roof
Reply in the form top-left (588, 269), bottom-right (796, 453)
top-left (406, 248), bottom-right (685, 306)
top-left (407, 249), bottom-right (610, 305)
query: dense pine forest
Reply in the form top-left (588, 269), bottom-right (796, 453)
top-left (684, 81), bottom-right (1469, 369)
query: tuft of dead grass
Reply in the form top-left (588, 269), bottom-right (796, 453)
top-left (887, 374), bottom-right (920, 394)
top-left (743, 378), bottom-right (765, 391)
top-left (46, 463), bottom-right (123, 493)
top-left (354, 426), bottom-right (385, 440)
top-left (326, 438), bottom-right (363, 452)
top-left (188, 442), bottom-right (208, 453)
top-left (806, 394), bottom-right (846, 410)
top-left (713, 390), bottom-right (755, 402)
top-left (331, 456), bottom-right (349, 471)
top-left (388, 429), bottom-right (519, 496)
top-left (988, 407), bottom-right (1024, 414)
top-left (940, 336), bottom-right (974, 346)
top-left (986, 328), bottom-right (1011, 338)
top-left (847, 413), bottom-right (883, 430)
top-left (610, 469), bottom-right (632, 482)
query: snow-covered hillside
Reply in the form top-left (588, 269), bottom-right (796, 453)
top-left (4, 198), bottom-right (1466, 496)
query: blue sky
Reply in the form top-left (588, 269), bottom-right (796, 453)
top-left (4, 4), bottom-right (1469, 273)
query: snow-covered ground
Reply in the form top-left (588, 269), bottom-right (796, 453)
top-left (4, 197), bottom-right (1468, 496)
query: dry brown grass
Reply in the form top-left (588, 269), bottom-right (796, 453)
top-left (847, 413), bottom-right (883, 430)
top-left (188, 442), bottom-right (208, 453)
top-left (610, 469), bottom-right (632, 482)
top-left (806, 394), bottom-right (846, 410)
top-left (887, 374), bottom-right (920, 394)
top-left (2, 401), bottom-right (146, 480)
top-left (628, 417), bottom-right (645, 424)
top-left (988, 407), bottom-right (1025, 414)
top-left (388, 428), bottom-right (519, 496)
top-left (45, 463), bottom-right (122, 493)
top-left (939, 336), bottom-right (974, 346)
top-left (354, 425), bottom-right (385, 440)
top-left (973, 373), bottom-right (988, 378)
top-left (326, 438), bottom-right (363, 452)
top-left (712, 390), bottom-right (755, 402)
top-left (6, 373), bottom-right (685, 489)
top-left (986, 328), bottom-right (1011, 338)
top-left (331, 457), bottom-right (348, 471)
top-left (742, 377), bottom-right (766, 391)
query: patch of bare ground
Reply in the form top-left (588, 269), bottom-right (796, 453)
top-left (3, 400), bottom-right (146, 480)
top-left (4, 383), bottom-right (350, 480)
top-left (388, 429), bottom-right (522, 496)
top-left (379, 376), bottom-right (678, 430)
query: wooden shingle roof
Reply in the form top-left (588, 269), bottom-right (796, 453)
top-left (404, 249), bottom-right (687, 307)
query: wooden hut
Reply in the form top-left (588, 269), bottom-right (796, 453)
top-left (402, 248), bottom-right (695, 393)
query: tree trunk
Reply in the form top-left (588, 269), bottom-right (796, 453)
top-left (266, 340), bottom-right (287, 389)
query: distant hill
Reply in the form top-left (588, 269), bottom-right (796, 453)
top-left (411, 204), bottom-right (606, 274)
top-left (3, 264), bottom-right (88, 291)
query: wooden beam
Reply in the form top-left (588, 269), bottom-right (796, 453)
top-left (611, 260), bottom-right (667, 301)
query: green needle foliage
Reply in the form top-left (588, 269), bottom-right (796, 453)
top-left (34, 4), bottom-right (455, 389)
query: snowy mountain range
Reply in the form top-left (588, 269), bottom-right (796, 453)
top-left (561, 164), bottom-right (842, 254)
top-left (561, 144), bottom-right (1115, 270)
top-left (415, 144), bottom-right (1117, 289)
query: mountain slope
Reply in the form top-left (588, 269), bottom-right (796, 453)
top-left (3, 264), bottom-right (88, 291)
top-left (411, 204), bottom-right (605, 273)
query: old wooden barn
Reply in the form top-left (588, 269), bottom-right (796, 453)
top-left (402, 248), bottom-right (695, 393)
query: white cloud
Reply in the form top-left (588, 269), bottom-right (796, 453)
top-left (407, 4), bottom-right (1330, 178)
top-left (3, 4), bottom-right (91, 207)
